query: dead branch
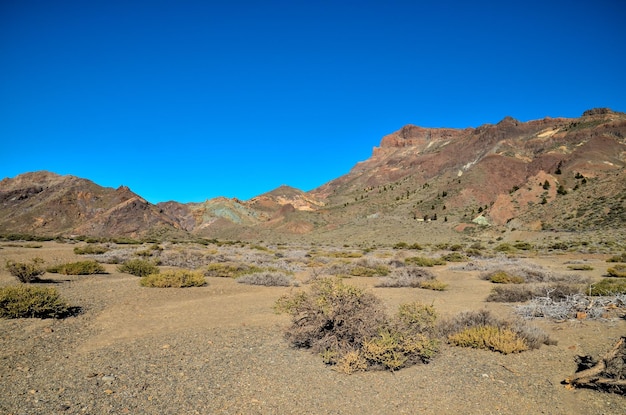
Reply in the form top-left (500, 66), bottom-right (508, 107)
top-left (564, 336), bottom-right (626, 394)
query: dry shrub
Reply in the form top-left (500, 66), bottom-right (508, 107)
top-left (5, 258), bottom-right (46, 283)
top-left (376, 267), bottom-right (434, 288)
top-left (0, 285), bottom-right (73, 319)
top-left (606, 264), bottom-right (626, 278)
top-left (118, 259), bottom-right (159, 277)
top-left (589, 278), bottom-right (626, 296)
top-left (159, 249), bottom-right (215, 268)
top-left (140, 269), bottom-right (206, 288)
top-left (405, 256), bottom-right (446, 267)
top-left (275, 278), bottom-right (439, 373)
top-left (204, 262), bottom-right (263, 278)
top-left (516, 293), bottom-right (626, 320)
top-left (47, 260), bottom-right (105, 275)
top-left (349, 259), bottom-right (390, 277)
top-left (486, 283), bottom-right (583, 303)
top-left (236, 272), bottom-right (298, 287)
top-left (73, 245), bottom-right (109, 255)
top-left (376, 267), bottom-right (447, 290)
top-left (439, 309), bottom-right (554, 353)
top-left (482, 270), bottom-right (525, 284)
top-left (448, 325), bottom-right (529, 354)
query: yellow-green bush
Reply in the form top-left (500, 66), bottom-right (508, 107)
top-left (589, 278), bottom-right (626, 295)
top-left (5, 258), bottom-right (46, 283)
top-left (0, 285), bottom-right (72, 318)
top-left (607, 264), bottom-right (626, 278)
top-left (47, 260), bottom-right (105, 275)
top-left (140, 269), bottom-right (206, 288)
top-left (117, 259), bottom-right (159, 277)
top-left (487, 271), bottom-right (525, 284)
top-left (405, 256), bottom-right (446, 267)
top-left (448, 325), bottom-right (528, 354)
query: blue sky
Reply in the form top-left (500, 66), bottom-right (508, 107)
top-left (2, 0), bottom-right (625, 203)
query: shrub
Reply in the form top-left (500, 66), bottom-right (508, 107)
top-left (204, 262), bottom-right (263, 278)
top-left (47, 260), bottom-right (105, 275)
top-left (5, 258), bottom-right (46, 283)
top-left (483, 271), bottom-right (525, 284)
top-left (448, 325), bottom-right (528, 354)
top-left (405, 256), bottom-right (446, 267)
top-left (486, 283), bottom-right (583, 303)
top-left (73, 245), bottom-right (109, 255)
top-left (513, 242), bottom-right (534, 251)
top-left (376, 267), bottom-right (447, 290)
top-left (567, 264), bottom-right (594, 271)
top-left (140, 269), bottom-right (206, 288)
top-left (236, 272), bottom-right (298, 287)
top-left (0, 285), bottom-right (72, 318)
top-left (275, 278), bottom-right (439, 373)
top-left (494, 243), bottom-right (516, 253)
top-left (606, 264), bottom-right (626, 278)
top-left (349, 260), bottom-right (390, 277)
top-left (118, 259), bottom-right (159, 277)
top-left (439, 309), bottom-right (554, 353)
top-left (441, 252), bottom-right (468, 262)
top-left (607, 253), bottom-right (626, 263)
top-left (589, 278), bottom-right (626, 296)
top-left (515, 293), bottom-right (626, 320)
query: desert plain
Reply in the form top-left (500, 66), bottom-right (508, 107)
top-left (1, 236), bottom-right (625, 415)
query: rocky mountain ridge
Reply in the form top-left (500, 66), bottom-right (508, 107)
top-left (1, 108), bottom-right (625, 244)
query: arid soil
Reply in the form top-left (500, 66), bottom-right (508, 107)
top-left (1, 242), bottom-right (625, 414)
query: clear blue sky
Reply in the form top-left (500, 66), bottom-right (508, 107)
top-left (2, 0), bottom-right (625, 203)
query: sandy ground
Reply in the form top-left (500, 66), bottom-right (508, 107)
top-left (0, 242), bottom-right (625, 414)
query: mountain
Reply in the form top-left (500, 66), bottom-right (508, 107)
top-left (1, 108), bottom-right (625, 243)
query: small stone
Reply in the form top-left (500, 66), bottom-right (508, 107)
top-left (104, 389), bottom-right (113, 395)
top-left (101, 375), bottom-right (115, 384)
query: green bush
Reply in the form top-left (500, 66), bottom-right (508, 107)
top-left (140, 269), bottom-right (206, 288)
top-left (606, 264), bottom-right (626, 278)
top-left (117, 259), bottom-right (159, 277)
top-left (0, 285), bottom-right (72, 318)
top-left (5, 258), bottom-right (46, 283)
top-left (275, 278), bottom-right (439, 373)
top-left (589, 278), bottom-right (626, 296)
top-left (513, 241), bottom-right (534, 251)
top-left (567, 264), bottom-right (594, 271)
top-left (47, 260), bottom-right (105, 275)
top-left (73, 245), bottom-right (109, 255)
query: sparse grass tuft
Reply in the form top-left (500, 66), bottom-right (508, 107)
top-left (0, 285), bottom-right (73, 318)
top-left (606, 252), bottom-right (626, 263)
top-left (5, 258), bottom-right (46, 283)
top-left (140, 269), bottom-right (206, 288)
top-left (117, 259), bottom-right (159, 277)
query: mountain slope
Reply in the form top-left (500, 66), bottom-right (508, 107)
top-left (1, 108), bottom-right (624, 242)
